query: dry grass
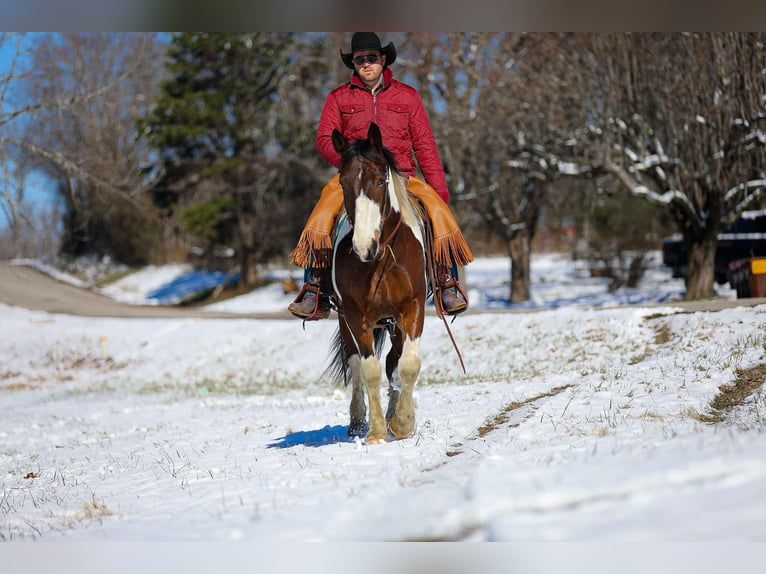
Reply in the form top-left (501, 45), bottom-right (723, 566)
top-left (652, 322), bottom-right (672, 345)
top-left (477, 385), bottom-right (572, 438)
top-left (695, 363), bottom-right (766, 424)
top-left (432, 385), bottom-right (574, 464)
top-left (2, 381), bottom-right (43, 391)
top-left (78, 496), bottom-right (113, 521)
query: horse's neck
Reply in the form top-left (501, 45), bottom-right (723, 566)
top-left (388, 169), bottom-right (424, 247)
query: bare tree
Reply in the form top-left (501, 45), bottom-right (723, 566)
top-left (583, 33), bottom-right (766, 299)
top-left (0, 33), bottom-right (38, 257)
top-left (402, 33), bottom-right (590, 302)
top-left (8, 33), bottom-right (168, 264)
top-left (0, 161), bottom-right (62, 261)
top-left (433, 33), bottom-right (766, 302)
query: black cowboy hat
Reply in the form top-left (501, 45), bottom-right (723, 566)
top-left (340, 32), bottom-right (397, 69)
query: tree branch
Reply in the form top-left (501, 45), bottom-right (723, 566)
top-left (602, 156), bottom-right (698, 220)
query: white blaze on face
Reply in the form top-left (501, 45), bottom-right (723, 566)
top-left (352, 191), bottom-right (382, 260)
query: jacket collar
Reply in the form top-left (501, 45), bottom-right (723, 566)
top-left (350, 67), bottom-right (393, 92)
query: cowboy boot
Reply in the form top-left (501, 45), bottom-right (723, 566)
top-left (288, 267), bottom-right (332, 320)
top-left (438, 263), bottom-right (468, 316)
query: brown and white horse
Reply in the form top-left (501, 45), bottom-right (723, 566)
top-left (327, 123), bottom-right (427, 443)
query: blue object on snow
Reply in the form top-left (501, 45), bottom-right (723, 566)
top-left (146, 270), bottom-right (240, 304)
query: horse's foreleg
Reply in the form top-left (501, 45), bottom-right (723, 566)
top-left (384, 329), bottom-right (403, 424)
top-left (360, 354), bottom-right (387, 443)
top-left (388, 335), bottom-right (421, 440)
top-left (347, 354), bottom-right (368, 437)
top-left (385, 376), bottom-right (400, 425)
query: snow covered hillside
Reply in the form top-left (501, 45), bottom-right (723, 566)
top-left (2, 253), bottom-right (765, 565)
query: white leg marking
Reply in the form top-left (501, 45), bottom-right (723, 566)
top-left (360, 354), bottom-right (382, 388)
top-left (360, 355), bottom-right (386, 439)
top-left (389, 336), bottom-right (420, 440)
top-left (348, 355), bottom-right (366, 424)
top-left (349, 354), bottom-right (363, 392)
top-left (399, 336), bottom-right (421, 386)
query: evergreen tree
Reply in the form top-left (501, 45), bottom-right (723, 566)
top-left (141, 32), bottom-right (322, 286)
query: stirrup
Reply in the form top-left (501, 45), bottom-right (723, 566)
top-left (441, 287), bottom-right (468, 316)
top-left (438, 269), bottom-right (468, 317)
top-left (288, 282), bottom-right (330, 321)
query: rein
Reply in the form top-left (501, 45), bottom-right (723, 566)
top-left (380, 171), bottom-right (467, 374)
top-left (368, 169), bottom-right (403, 307)
top-left (376, 168), bottom-right (402, 258)
top-left (377, 214), bottom-right (402, 259)
top-left (422, 207), bottom-right (466, 374)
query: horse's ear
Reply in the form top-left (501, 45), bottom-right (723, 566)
top-left (332, 129), bottom-right (347, 155)
top-left (367, 122), bottom-right (383, 151)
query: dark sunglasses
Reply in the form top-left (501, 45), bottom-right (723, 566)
top-left (353, 54), bottom-right (380, 66)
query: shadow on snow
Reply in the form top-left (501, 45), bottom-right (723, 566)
top-left (267, 425), bottom-right (357, 449)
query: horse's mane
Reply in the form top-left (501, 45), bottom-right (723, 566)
top-left (340, 138), bottom-right (422, 235)
top-left (340, 137), bottom-right (399, 173)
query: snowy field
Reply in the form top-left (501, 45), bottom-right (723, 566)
top-left (2, 253), bottom-right (765, 570)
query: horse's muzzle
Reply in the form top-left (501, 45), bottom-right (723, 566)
top-left (354, 238), bottom-right (379, 262)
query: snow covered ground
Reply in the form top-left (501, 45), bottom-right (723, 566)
top-left (96, 251), bottom-right (704, 312)
top-left (1, 253), bottom-right (765, 569)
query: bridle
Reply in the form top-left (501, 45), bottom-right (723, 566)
top-left (375, 167), bottom-right (403, 260)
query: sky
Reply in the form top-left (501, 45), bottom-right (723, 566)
top-left (2, 253), bottom-right (765, 572)
top-left (0, 33), bottom-right (59, 227)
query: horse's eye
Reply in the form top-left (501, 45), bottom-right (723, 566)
top-left (377, 178), bottom-right (386, 186)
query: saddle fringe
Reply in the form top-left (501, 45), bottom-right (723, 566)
top-left (408, 195), bottom-right (473, 268)
top-left (290, 227), bottom-right (332, 269)
top-left (291, 180), bottom-right (474, 270)
top-left (434, 227), bottom-right (473, 268)
top-left (291, 200), bottom-right (474, 270)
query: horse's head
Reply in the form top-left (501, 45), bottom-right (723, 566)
top-left (333, 123), bottom-right (399, 262)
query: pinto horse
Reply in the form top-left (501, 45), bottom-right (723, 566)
top-left (326, 123), bottom-right (427, 443)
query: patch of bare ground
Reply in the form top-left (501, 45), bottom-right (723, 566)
top-left (651, 322), bottom-right (672, 345)
top-left (476, 385), bottom-right (572, 437)
top-left (438, 385), bottom-right (573, 459)
top-left (692, 363), bottom-right (766, 424)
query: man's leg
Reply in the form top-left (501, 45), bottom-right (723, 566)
top-left (288, 265), bottom-right (332, 320)
top-left (438, 261), bottom-right (468, 316)
top-left (289, 174), bottom-right (344, 269)
top-left (406, 177), bottom-right (473, 316)
top-left (288, 175), bottom-right (343, 320)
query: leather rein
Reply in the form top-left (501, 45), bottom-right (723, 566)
top-left (376, 168), bottom-right (402, 258)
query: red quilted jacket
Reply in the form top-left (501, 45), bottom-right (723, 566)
top-left (316, 68), bottom-right (450, 203)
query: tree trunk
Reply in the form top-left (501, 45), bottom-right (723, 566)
top-left (236, 209), bottom-right (258, 288)
top-left (240, 248), bottom-right (257, 287)
top-left (509, 232), bottom-right (531, 303)
top-left (684, 238), bottom-right (716, 300)
top-left (60, 182), bottom-right (88, 257)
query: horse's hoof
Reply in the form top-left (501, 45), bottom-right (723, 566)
top-left (347, 424), bottom-right (368, 438)
top-left (388, 421), bottom-right (415, 440)
top-left (365, 433), bottom-right (388, 444)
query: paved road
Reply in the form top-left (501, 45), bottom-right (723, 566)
top-left (2, 261), bottom-right (765, 319)
top-left (0, 263), bottom-right (293, 319)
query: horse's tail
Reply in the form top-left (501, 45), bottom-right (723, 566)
top-left (323, 326), bottom-right (388, 387)
top-left (323, 328), bottom-right (350, 386)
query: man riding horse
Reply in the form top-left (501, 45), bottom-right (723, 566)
top-left (289, 32), bottom-right (473, 320)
